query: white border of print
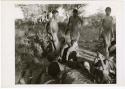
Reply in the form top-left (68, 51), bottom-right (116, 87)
top-left (1, 0), bottom-right (125, 88)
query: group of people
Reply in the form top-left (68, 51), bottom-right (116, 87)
top-left (45, 7), bottom-right (115, 83)
top-left (17, 6), bottom-right (116, 84)
top-left (47, 7), bottom-right (115, 61)
top-left (46, 9), bottom-right (82, 61)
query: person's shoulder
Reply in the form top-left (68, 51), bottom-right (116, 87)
top-left (78, 16), bottom-right (82, 20)
top-left (101, 16), bottom-right (105, 23)
top-left (110, 16), bottom-right (113, 20)
top-left (69, 16), bottom-right (73, 19)
top-left (104, 15), bottom-right (113, 19)
top-left (70, 16), bottom-right (73, 18)
top-left (103, 15), bottom-right (107, 19)
top-left (77, 15), bottom-right (81, 18)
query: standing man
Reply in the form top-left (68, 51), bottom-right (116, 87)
top-left (63, 9), bottom-right (82, 62)
top-left (101, 7), bottom-right (114, 60)
top-left (49, 10), bottom-right (60, 53)
top-left (66, 9), bottom-right (83, 45)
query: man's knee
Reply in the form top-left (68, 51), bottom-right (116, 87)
top-left (105, 42), bottom-right (110, 49)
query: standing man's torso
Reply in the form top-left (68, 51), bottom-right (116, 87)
top-left (102, 16), bottom-right (113, 32)
top-left (69, 16), bottom-right (82, 36)
top-left (50, 18), bottom-right (59, 33)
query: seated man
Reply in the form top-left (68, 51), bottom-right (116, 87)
top-left (66, 40), bottom-right (79, 61)
top-left (60, 37), bottom-right (78, 63)
top-left (60, 37), bottom-right (71, 63)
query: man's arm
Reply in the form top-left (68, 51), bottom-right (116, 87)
top-left (49, 21), bottom-right (54, 38)
top-left (61, 45), bottom-right (68, 57)
top-left (111, 17), bottom-right (115, 41)
top-left (65, 17), bottom-right (71, 35)
top-left (78, 16), bottom-right (83, 24)
top-left (66, 47), bottom-right (73, 61)
top-left (67, 17), bottom-right (71, 26)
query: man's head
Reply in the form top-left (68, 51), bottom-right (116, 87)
top-left (105, 7), bottom-right (111, 16)
top-left (73, 9), bottom-right (78, 17)
top-left (52, 10), bottom-right (59, 17)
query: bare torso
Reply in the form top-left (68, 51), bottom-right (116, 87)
top-left (102, 15), bottom-right (113, 59)
top-left (68, 16), bottom-right (82, 41)
top-left (69, 16), bottom-right (82, 31)
top-left (49, 17), bottom-right (60, 52)
top-left (50, 18), bottom-right (59, 33)
top-left (102, 16), bottom-right (113, 33)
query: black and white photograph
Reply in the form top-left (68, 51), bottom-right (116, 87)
top-left (15, 2), bottom-right (117, 84)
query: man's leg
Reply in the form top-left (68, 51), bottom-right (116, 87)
top-left (104, 33), bottom-right (111, 60)
top-left (106, 45), bottom-right (109, 60)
